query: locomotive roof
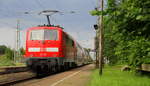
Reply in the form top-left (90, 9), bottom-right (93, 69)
top-left (27, 25), bottom-right (64, 31)
top-left (26, 25), bottom-right (82, 48)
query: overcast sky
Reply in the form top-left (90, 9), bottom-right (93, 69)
top-left (0, 0), bottom-right (97, 49)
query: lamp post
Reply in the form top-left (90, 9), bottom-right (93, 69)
top-left (99, 0), bottom-right (104, 75)
top-left (94, 0), bottom-right (104, 75)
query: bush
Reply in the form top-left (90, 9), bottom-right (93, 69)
top-left (5, 47), bottom-right (14, 60)
top-left (0, 45), bottom-right (7, 55)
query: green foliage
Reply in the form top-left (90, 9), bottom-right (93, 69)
top-left (127, 38), bottom-right (150, 66)
top-left (0, 45), bottom-right (7, 55)
top-left (0, 45), bottom-right (14, 60)
top-left (90, 10), bottom-right (102, 16)
top-left (104, 17), bottom-right (118, 65)
top-left (0, 55), bottom-right (15, 66)
top-left (90, 10), bottom-right (107, 16)
top-left (19, 47), bottom-right (25, 55)
top-left (91, 0), bottom-right (150, 67)
top-left (0, 46), bottom-right (15, 66)
top-left (0, 46), bottom-right (26, 67)
top-left (5, 47), bottom-right (14, 60)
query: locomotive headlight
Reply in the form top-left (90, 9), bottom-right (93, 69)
top-left (28, 48), bottom-right (40, 52)
top-left (46, 48), bottom-right (59, 52)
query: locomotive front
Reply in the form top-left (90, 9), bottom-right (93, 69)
top-left (24, 26), bottom-right (64, 74)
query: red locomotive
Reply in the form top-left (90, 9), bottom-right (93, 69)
top-left (24, 25), bottom-right (90, 74)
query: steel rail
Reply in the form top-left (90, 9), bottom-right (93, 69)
top-left (0, 66), bottom-right (28, 75)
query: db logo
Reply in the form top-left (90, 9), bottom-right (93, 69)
top-left (41, 48), bottom-right (45, 52)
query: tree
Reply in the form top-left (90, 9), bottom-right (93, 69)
top-left (0, 45), bottom-right (7, 55)
top-left (90, 0), bottom-right (150, 67)
top-left (5, 47), bottom-right (14, 60)
top-left (19, 47), bottom-right (25, 55)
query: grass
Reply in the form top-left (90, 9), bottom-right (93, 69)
top-left (88, 65), bottom-right (150, 86)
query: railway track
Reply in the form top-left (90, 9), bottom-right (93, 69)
top-left (0, 64), bottom-right (92, 86)
top-left (6, 64), bottom-right (93, 86)
top-left (0, 66), bottom-right (36, 85)
top-left (0, 66), bottom-right (28, 75)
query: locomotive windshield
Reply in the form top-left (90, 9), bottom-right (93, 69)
top-left (30, 29), bottom-right (58, 40)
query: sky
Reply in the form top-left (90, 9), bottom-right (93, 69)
top-left (0, 0), bottom-right (97, 49)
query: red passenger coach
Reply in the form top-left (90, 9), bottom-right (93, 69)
top-left (24, 25), bottom-right (89, 74)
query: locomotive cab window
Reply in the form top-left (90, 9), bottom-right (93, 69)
top-left (30, 29), bottom-right (58, 40)
top-left (44, 30), bottom-right (58, 40)
top-left (30, 30), bottom-right (44, 40)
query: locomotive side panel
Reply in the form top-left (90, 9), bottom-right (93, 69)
top-left (61, 32), bottom-right (77, 68)
top-left (63, 32), bottom-right (76, 62)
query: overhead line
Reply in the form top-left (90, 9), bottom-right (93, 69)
top-left (34, 0), bottom-right (45, 10)
top-left (0, 21), bottom-right (16, 28)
